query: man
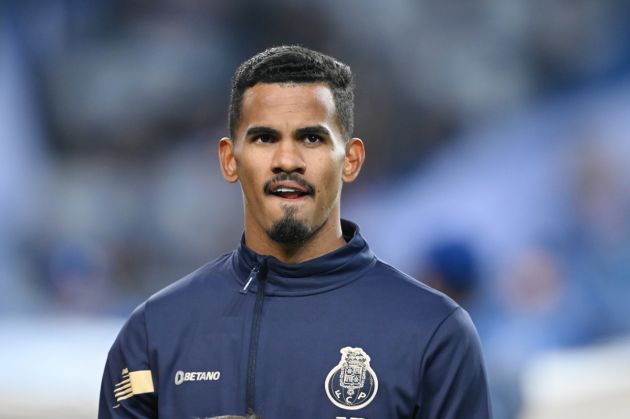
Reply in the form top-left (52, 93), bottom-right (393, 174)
top-left (99, 45), bottom-right (492, 419)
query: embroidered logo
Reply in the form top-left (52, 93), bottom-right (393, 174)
top-left (174, 370), bottom-right (221, 385)
top-left (325, 347), bottom-right (378, 410)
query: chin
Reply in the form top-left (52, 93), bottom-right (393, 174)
top-left (267, 213), bottom-right (313, 246)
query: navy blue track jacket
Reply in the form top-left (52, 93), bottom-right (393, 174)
top-left (100, 220), bottom-right (492, 418)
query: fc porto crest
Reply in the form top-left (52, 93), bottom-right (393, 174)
top-left (325, 347), bottom-right (378, 410)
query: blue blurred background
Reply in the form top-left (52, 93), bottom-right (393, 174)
top-left (2, 1), bottom-right (630, 418)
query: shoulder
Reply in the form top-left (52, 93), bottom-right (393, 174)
top-left (359, 258), bottom-right (462, 326)
top-left (371, 259), bottom-right (458, 309)
top-left (367, 260), bottom-right (484, 362)
top-left (141, 252), bottom-right (234, 316)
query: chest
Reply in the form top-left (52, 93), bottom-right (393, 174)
top-left (151, 292), bottom-right (423, 418)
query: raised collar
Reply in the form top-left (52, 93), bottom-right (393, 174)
top-left (230, 219), bottom-right (377, 296)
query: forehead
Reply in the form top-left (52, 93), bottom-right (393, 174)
top-left (238, 83), bottom-right (339, 134)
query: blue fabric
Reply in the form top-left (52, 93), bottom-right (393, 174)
top-left (99, 220), bottom-right (492, 418)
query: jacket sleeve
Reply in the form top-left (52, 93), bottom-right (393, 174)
top-left (416, 307), bottom-right (492, 419)
top-left (99, 303), bottom-right (158, 418)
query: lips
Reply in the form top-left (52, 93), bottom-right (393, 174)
top-left (264, 176), bottom-right (315, 200)
top-left (269, 181), bottom-right (310, 199)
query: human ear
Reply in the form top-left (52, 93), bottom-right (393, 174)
top-left (342, 138), bottom-right (365, 183)
top-left (219, 137), bottom-right (239, 183)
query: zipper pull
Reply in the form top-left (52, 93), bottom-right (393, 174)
top-left (240, 264), bottom-right (261, 294)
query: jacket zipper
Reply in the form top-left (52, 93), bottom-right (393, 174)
top-left (244, 263), bottom-right (265, 416)
top-left (240, 264), bottom-right (260, 294)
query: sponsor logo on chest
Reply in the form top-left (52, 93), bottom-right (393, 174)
top-left (174, 370), bottom-right (221, 385)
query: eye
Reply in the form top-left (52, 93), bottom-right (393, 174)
top-left (253, 134), bottom-right (274, 143)
top-left (303, 134), bottom-right (323, 144)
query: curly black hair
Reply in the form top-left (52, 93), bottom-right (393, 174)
top-left (228, 45), bottom-right (355, 140)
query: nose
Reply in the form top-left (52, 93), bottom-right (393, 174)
top-left (271, 139), bottom-right (306, 174)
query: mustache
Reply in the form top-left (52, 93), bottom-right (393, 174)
top-left (263, 172), bottom-right (316, 196)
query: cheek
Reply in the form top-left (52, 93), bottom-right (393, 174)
top-left (236, 149), bottom-right (266, 177)
top-left (235, 159), bottom-right (266, 203)
top-left (315, 159), bottom-right (345, 203)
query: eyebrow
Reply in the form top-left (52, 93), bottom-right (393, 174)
top-left (295, 125), bottom-right (331, 138)
top-left (245, 125), bottom-right (332, 139)
top-left (245, 126), bottom-right (281, 138)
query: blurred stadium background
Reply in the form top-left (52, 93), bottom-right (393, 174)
top-left (2, 0), bottom-right (630, 418)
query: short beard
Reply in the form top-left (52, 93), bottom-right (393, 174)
top-left (266, 207), bottom-right (314, 249)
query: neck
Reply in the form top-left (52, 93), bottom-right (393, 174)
top-left (244, 214), bottom-right (346, 264)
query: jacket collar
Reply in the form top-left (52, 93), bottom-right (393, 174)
top-left (230, 219), bottom-right (376, 296)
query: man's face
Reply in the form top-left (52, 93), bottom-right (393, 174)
top-left (221, 82), bottom-right (352, 247)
